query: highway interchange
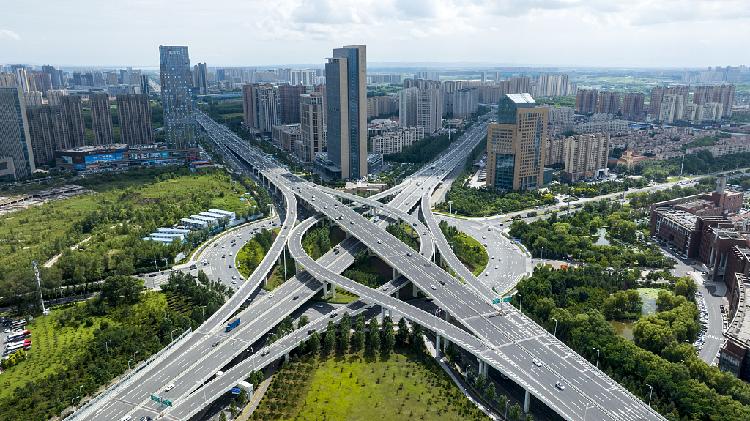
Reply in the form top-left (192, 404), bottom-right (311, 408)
top-left (69, 112), bottom-right (663, 421)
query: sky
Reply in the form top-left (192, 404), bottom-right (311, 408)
top-left (1, 0), bottom-right (749, 68)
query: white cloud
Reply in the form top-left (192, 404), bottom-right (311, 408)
top-left (0, 29), bottom-right (20, 41)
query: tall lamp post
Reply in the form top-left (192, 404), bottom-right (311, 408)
top-left (593, 347), bottom-right (600, 369)
top-left (448, 201), bottom-right (453, 215)
top-left (646, 383), bottom-right (654, 407)
top-left (552, 317), bottom-right (558, 337)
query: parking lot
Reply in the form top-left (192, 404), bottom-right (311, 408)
top-left (1, 317), bottom-right (32, 368)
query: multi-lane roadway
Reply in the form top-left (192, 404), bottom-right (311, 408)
top-left (70, 111), bottom-right (663, 421)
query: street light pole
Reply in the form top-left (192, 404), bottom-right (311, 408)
top-left (448, 201), bottom-right (453, 215)
top-left (171, 328), bottom-right (180, 342)
top-left (593, 347), bottom-right (600, 369)
top-left (552, 318), bottom-right (558, 337)
top-left (646, 383), bottom-right (653, 407)
top-left (200, 305), bottom-right (206, 321)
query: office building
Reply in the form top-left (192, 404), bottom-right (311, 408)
top-left (41, 65), bottom-right (64, 89)
top-left (596, 91), bottom-right (621, 115)
top-left (575, 89), bottom-right (598, 114)
top-left (622, 93), bottom-right (645, 121)
top-left (0, 86), bottom-right (35, 179)
top-left (59, 95), bottom-right (86, 148)
top-left (159, 45), bottom-right (196, 148)
top-left (278, 84), bottom-right (305, 124)
top-left (117, 94), bottom-right (153, 145)
top-left (89, 93), bottom-right (113, 145)
top-left (299, 93), bottom-right (326, 162)
top-left (325, 45), bottom-right (367, 180)
top-left (242, 83), bottom-right (279, 133)
top-left (192, 62), bottom-right (208, 95)
top-left (561, 133), bottom-right (610, 182)
top-left (486, 94), bottom-right (547, 191)
top-left (24, 91), bottom-right (43, 107)
top-left (399, 80), bottom-right (443, 134)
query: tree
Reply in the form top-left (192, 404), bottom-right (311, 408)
top-left (396, 317), bottom-right (409, 347)
top-left (338, 313), bottom-right (351, 353)
top-left (486, 382), bottom-right (496, 405)
top-left (307, 331), bottom-right (321, 356)
top-left (382, 316), bottom-right (395, 357)
top-left (674, 277), bottom-right (696, 298)
top-left (351, 315), bottom-right (366, 353)
top-left (100, 275), bottom-right (143, 307)
top-left (367, 318), bottom-right (380, 355)
top-left (509, 402), bottom-right (522, 420)
top-left (298, 315), bottom-right (309, 329)
top-left (410, 323), bottom-right (424, 353)
top-left (322, 321), bottom-right (335, 357)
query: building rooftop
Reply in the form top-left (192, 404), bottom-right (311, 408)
top-left (728, 274), bottom-right (750, 345)
top-left (506, 93), bottom-right (535, 104)
top-left (655, 208), bottom-right (699, 231)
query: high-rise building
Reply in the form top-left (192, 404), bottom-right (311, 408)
top-left (242, 83), bottom-right (279, 133)
top-left (399, 79), bottom-right (442, 134)
top-left (562, 133), bottom-right (610, 182)
top-left (596, 91), bottom-right (621, 115)
top-left (325, 45), bottom-right (367, 180)
top-left (452, 88), bottom-right (479, 118)
top-left (89, 93), bottom-right (113, 145)
top-left (192, 62), bottom-right (208, 95)
top-left (486, 94), bottom-right (547, 191)
top-left (117, 94), bottom-right (153, 145)
top-left (693, 85), bottom-right (735, 118)
top-left (159, 45), bottom-right (196, 148)
top-left (41, 65), bottom-right (63, 89)
top-left (278, 84), bottom-right (305, 124)
top-left (24, 91), bottom-right (43, 107)
top-left (59, 95), bottom-right (86, 148)
top-left (547, 106), bottom-right (575, 138)
top-left (367, 95), bottom-right (398, 119)
top-left (290, 69), bottom-right (316, 86)
top-left (649, 86), bottom-right (689, 120)
top-left (575, 89), bottom-right (598, 114)
top-left (0, 86), bottom-right (35, 180)
top-left (140, 75), bottom-right (150, 96)
top-left (534, 73), bottom-right (574, 97)
top-left (621, 93), bottom-right (645, 121)
top-left (658, 93), bottom-right (687, 123)
top-left (26, 104), bottom-right (66, 167)
top-left (299, 93), bottom-right (326, 163)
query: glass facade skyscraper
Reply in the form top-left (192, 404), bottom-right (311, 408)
top-left (325, 45), bottom-right (367, 180)
top-left (159, 45), bottom-right (196, 149)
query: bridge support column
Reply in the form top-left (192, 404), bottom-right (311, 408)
top-left (392, 268), bottom-right (399, 281)
top-left (435, 334), bottom-right (441, 355)
top-left (381, 306), bottom-right (386, 320)
top-left (524, 389), bottom-right (530, 413)
top-left (284, 352), bottom-right (290, 363)
top-left (412, 282), bottom-right (419, 298)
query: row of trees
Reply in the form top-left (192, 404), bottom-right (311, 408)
top-left (439, 173), bottom-right (557, 216)
top-left (386, 223), bottom-right (420, 251)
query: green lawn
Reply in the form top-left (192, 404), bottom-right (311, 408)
top-left (0, 168), bottom-right (261, 302)
top-left (254, 352), bottom-right (486, 420)
top-left (0, 310), bottom-right (104, 401)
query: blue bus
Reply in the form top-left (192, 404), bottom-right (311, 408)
top-left (225, 318), bottom-right (241, 333)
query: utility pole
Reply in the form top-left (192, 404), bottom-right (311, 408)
top-left (32, 261), bottom-right (48, 315)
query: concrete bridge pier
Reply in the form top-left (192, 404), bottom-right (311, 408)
top-left (435, 334), bottom-right (442, 355)
top-left (524, 389), bottom-right (531, 413)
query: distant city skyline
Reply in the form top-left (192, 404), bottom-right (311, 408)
top-left (1, 0), bottom-right (749, 68)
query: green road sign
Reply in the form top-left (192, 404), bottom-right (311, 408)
top-left (492, 298), bottom-right (501, 304)
top-left (163, 399), bottom-right (173, 407)
top-left (501, 296), bottom-right (513, 302)
top-left (150, 394), bottom-right (161, 403)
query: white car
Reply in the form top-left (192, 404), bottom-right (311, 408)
top-left (532, 358), bottom-right (542, 367)
top-left (430, 284), bottom-right (437, 290)
top-left (164, 383), bottom-right (175, 392)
